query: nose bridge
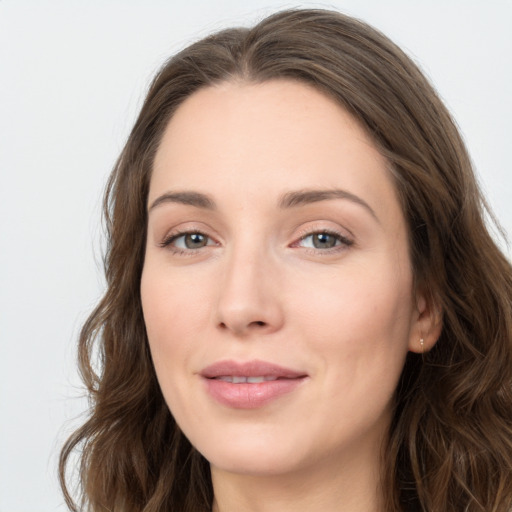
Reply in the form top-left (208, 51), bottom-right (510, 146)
top-left (215, 230), bottom-right (283, 336)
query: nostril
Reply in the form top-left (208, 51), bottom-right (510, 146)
top-left (217, 320), bottom-right (266, 333)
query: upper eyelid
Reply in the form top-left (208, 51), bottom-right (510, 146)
top-left (292, 223), bottom-right (354, 242)
top-left (159, 221), bottom-right (219, 243)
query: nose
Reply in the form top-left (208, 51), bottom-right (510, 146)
top-left (215, 244), bottom-right (284, 337)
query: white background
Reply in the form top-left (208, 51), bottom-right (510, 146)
top-left (0, 1), bottom-right (510, 510)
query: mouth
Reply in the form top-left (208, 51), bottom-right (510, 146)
top-left (201, 359), bottom-right (307, 379)
top-left (213, 375), bottom-right (281, 383)
top-left (200, 360), bottom-right (308, 409)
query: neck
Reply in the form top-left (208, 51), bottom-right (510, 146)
top-left (210, 442), bottom-right (385, 512)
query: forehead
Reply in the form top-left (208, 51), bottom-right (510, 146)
top-left (150, 80), bottom-right (400, 221)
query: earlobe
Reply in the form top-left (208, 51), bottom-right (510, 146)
top-left (408, 291), bottom-right (443, 353)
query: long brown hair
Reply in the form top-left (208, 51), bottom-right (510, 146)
top-left (60, 9), bottom-right (512, 511)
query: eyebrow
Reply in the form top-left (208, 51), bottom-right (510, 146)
top-left (279, 188), bottom-right (379, 222)
top-left (148, 188), bottom-right (378, 222)
top-left (148, 191), bottom-right (216, 212)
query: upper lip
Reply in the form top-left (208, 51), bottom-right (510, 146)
top-left (200, 359), bottom-right (307, 379)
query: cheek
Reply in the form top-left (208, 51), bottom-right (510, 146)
top-left (140, 265), bottom-right (204, 399)
top-left (141, 261), bottom-right (212, 344)
top-left (296, 265), bottom-right (412, 429)
top-left (140, 264), bottom-right (210, 418)
top-left (291, 258), bottom-right (413, 338)
top-left (289, 257), bottom-right (414, 388)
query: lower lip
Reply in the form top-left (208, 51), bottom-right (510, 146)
top-left (203, 377), bottom-right (306, 409)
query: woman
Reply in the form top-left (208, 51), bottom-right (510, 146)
top-left (60, 8), bottom-right (512, 512)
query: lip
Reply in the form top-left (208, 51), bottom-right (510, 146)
top-left (200, 359), bottom-right (308, 409)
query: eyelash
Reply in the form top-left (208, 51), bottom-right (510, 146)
top-left (293, 229), bottom-right (354, 253)
top-left (159, 229), bottom-right (215, 256)
top-left (159, 228), bottom-right (353, 256)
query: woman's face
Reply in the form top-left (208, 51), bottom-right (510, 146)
top-left (141, 80), bottom-right (427, 477)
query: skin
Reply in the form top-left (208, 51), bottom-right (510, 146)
top-left (141, 80), bottom-right (439, 512)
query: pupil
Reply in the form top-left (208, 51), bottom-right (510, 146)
top-left (185, 233), bottom-right (206, 248)
top-left (314, 233), bottom-right (335, 249)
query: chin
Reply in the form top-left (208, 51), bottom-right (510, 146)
top-left (207, 448), bottom-right (307, 477)
top-left (189, 424), bottom-right (312, 476)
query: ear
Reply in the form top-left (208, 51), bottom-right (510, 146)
top-left (407, 289), bottom-right (443, 353)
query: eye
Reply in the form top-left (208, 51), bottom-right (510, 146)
top-left (161, 231), bottom-right (216, 251)
top-left (296, 231), bottom-right (353, 250)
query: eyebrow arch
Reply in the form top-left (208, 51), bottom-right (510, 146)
top-left (148, 191), bottom-right (216, 212)
top-left (279, 188), bottom-right (379, 222)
